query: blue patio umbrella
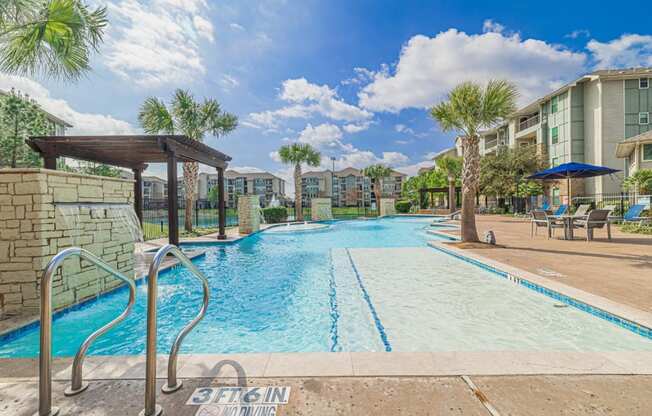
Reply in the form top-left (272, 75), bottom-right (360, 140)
top-left (526, 162), bottom-right (620, 202)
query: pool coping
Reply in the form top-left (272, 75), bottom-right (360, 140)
top-left (3, 350), bottom-right (652, 381)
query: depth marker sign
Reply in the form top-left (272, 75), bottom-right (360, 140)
top-left (187, 386), bottom-right (291, 416)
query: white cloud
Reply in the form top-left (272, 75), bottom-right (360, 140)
top-left (219, 74), bottom-right (240, 91)
top-left (395, 160), bottom-right (432, 177)
top-left (482, 19), bottom-right (505, 34)
top-left (342, 121), bottom-right (372, 133)
top-left (0, 74), bottom-right (135, 135)
top-left (394, 139), bottom-right (412, 145)
top-left (341, 67), bottom-right (376, 85)
top-left (245, 78), bottom-right (372, 129)
top-left (587, 34), bottom-right (652, 69)
top-left (358, 27), bottom-right (586, 112)
top-left (229, 22), bottom-right (245, 31)
top-left (297, 123), bottom-right (349, 151)
top-left (394, 124), bottom-right (415, 134)
top-left (104, 0), bottom-right (214, 87)
top-left (565, 29), bottom-right (590, 39)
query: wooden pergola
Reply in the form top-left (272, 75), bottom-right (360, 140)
top-left (28, 135), bottom-right (232, 245)
top-left (419, 186), bottom-right (461, 210)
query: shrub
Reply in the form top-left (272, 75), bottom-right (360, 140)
top-left (395, 200), bottom-right (411, 213)
top-left (262, 207), bottom-right (287, 223)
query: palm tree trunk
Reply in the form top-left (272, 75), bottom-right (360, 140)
top-left (294, 163), bottom-right (303, 221)
top-left (448, 175), bottom-right (456, 214)
top-left (183, 162), bottom-right (199, 232)
top-left (461, 135), bottom-right (480, 242)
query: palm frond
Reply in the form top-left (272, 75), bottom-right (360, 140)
top-left (138, 97), bottom-right (174, 134)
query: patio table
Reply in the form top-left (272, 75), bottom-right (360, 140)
top-left (549, 214), bottom-right (579, 240)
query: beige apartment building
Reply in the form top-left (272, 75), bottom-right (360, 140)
top-left (476, 68), bottom-right (652, 201)
top-left (196, 170), bottom-right (286, 208)
top-left (301, 167), bottom-right (406, 207)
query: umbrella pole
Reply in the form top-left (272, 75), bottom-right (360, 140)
top-left (567, 176), bottom-right (571, 205)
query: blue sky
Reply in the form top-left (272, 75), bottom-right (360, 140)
top-left (1, 0), bottom-right (652, 187)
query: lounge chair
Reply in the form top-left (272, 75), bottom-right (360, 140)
top-left (622, 204), bottom-right (650, 226)
top-left (572, 204), bottom-right (591, 219)
top-left (551, 204), bottom-right (568, 216)
top-left (573, 209), bottom-right (612, 241)
top-left (530, 210), bottom-right (564, 238)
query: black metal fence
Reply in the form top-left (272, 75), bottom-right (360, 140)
top-left (286, 206), bottom-right (379, 221)
top-left (571, 193), bottom-right (651, 216)
top-left (142, 198), bottom-right (238, 240)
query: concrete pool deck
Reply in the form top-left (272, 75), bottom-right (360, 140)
top-left (433, 215), bottom-right (652, 314)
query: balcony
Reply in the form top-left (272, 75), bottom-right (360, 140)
top-left (515, 114), bottom-right (540, 140)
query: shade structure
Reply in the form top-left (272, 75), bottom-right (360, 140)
top-left (526, 162), bottom-right (620, 203)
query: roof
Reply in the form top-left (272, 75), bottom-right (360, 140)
top-left (225, 169), bottom-right (283, 181)
top-left (0, 89), bottom-right (73, 128)
top-left (429, 147), bottom-right (458, 160)
top-left (28, 135), bottom-right (231, 170)
top-left (615, 130), bottom-right (652, 158)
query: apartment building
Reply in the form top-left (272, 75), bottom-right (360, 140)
top-left (301, 167), bottom-right (406, 207)
top-left (616, 129), bottom-right (652, 178)
top-left (143, 176), bottom-right (167, 199)
top-left (418, 146), bottom-right (462, 175)
top-left (477, 68), bottom-right (652, 200)
top-left (196, 170), bottom-right (286, 208)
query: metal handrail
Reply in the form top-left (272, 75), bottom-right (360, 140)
top-left (141, 244), bottom-right (210, 416)
top-left (35, 247), bottom-right (136, 416)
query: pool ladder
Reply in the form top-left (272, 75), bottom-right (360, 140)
top-left (34, 244), bottom-right (210, 416)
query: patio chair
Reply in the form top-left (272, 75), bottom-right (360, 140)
top-left (573, 209), bottom-right (612, 241)
top-left (623, 204), bottom-right (650, 225)
top-left (531, 210), bottom-right (564, 238)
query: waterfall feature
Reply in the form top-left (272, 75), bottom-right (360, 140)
top-left (269, 194), bottom-right (280, 208)
top-left (55, 203), bottom-right (144, 248)
top-left (257, 205), bottom-right (266, 225)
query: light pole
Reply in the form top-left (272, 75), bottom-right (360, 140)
top-left (330, 156), bottom-right (335, 207)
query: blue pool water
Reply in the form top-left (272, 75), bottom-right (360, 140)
top-left (1, 216), bottom-right (652, 357)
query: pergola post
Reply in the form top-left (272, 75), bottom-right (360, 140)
top-left (217, 167), bottom-right (226, 240)
top-left (43, 154), bottom-right (57, 170)
top-left (167, 151), bottom-right (179, 246)
top-left (133, 168), bottom-right (144, 225)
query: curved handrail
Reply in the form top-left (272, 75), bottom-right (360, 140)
top-left (141, 244), bottom-right (210, 416)
top-left (36, 247), bottom-right (136, 416)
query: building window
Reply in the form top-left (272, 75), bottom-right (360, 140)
top-left (551, 96), bottom-right (558, 113)
top-left (640, 78), bottom-right (649, 89)
top-left (552, 157), bottom-right (560, 167)
top-left (639, 112), bottom-right (649, 125)
top-left (551, 126), bottom-right (559, 144)
top-left (643, 143), bottom-right (652, 161)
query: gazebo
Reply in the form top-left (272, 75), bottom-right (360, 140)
top-left (28, 135), bottom-right (232, 245)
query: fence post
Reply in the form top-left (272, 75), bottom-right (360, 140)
top-left (620, 192), bottom-right (625, 216)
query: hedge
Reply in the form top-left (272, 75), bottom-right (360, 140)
top-left (262, 207), bottom-right (288, 223)
top-left (395, 200), bottom-right (412, 213)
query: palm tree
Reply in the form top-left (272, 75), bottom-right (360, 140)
top-left (0, 0), bottom-right (108, 81)
top-left (431, 80), bottom-right (518, 242)
top-left (363, 164), bottom-right (393, 210)
top-left (278, 143), bottom-right (321, 221)
top-left (139, 89), bottom-right (237, 232)
top-left (435, 155), bottom-right (462, 214)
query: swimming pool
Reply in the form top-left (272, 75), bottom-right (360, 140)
top-left (1, 216), bottom-right (651, 357)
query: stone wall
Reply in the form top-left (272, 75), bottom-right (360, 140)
top-left (379, 198), bottom-right (396, 217)
top-left (238, 195), bottom-right (261, 234)
top-left (311, 198), bottom-right (333, 221)
top-left (0, 168), bottom-right (135, 316)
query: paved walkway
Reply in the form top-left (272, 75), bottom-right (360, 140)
top-left (2, 375), bottom-right (652, 415)
top-left (439, 215), bottom-right (652, 313)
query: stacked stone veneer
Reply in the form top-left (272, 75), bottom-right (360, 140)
top-left (238, 195), bottom-right (261, 234)
top-left (0, 168), bottom-right (136, 316)
top-left (311, 198), bottom-right (332, 221)
top-left (379, 198), bottom-right (396, 217)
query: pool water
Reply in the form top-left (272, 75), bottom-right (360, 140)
top-left (1, 217), bottom-right (651, 357)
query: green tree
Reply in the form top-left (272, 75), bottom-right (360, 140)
top-left (0, 0), bottom-right (108, 80)
top-left (436, 155), bottom-right (462, 213)
top-left (479, 144), bottom-right (547, 208)
top-left (139, 90), bottom-right (237, 232)
top-left (278, 143), bottom-right (321, 221)
top-left (207, 186), bottom-right (219, 207)
top-left (623, 169), bottom-right (652, 194)
top-left (401, 169), bottom-right (447, 208)
top-left (363, 164), bottom-right (393, 209)
top-left (0, 88), bottom-right (50, 168)
top-left (431, 80), bottom-right (518, 242)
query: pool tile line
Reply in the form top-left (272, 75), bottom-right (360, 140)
top-left (428, 242), bottom-right (652, 341)
top-left (0, 251), bottom-right (208, 343)
top-left (344, 248), bottom-right (392, 352)
top-left (327, 250), bottom-right (341, 352)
